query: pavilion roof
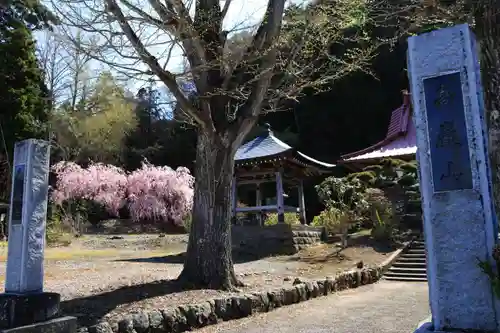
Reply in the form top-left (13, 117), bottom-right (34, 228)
top-left (339, 91), bottom-right (417, 164)
top-left (235, 125), bottom-right (336, 169)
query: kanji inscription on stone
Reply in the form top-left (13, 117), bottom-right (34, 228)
top-left (424, 72), bottom-right (473, 192)
top-left (435, 121), bottom-right (461, 148)
top-left (10, 164), bottom-right (25, 225)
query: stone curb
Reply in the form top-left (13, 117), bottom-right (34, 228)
top-left (379, 240), bottom-right (413, 274)
top-left (77, 266), bottom-right (389, 333)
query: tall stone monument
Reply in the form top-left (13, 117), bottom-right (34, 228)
top-left (408, 24), bottom-right (500, 332)
top-left (0, 139), bottom-right (76, 332)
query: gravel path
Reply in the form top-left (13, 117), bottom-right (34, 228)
top-left (196, 281), bottom-right (430, 333)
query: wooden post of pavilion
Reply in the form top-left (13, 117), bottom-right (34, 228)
top-left (275, 170), bottom-right (285, 223)
top-left (255, 183), bottom-right (262, 226)
top-left (298, 180), bottom-right (306, 224)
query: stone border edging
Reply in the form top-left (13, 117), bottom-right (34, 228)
top-left (78, 266), bottom-right (390, 333)
top-left (379, 241), bottom-right (412, 274)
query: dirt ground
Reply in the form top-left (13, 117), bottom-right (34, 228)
top-left (0, 232), bottom-right (397, 327)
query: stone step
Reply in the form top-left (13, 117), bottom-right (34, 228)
top-left (407, 248), bottom-right (426, 254)
top-left (384, 271), bottom-right (427, 279)
top-left (383, 238), bottom-right (429, 283)
top-left (400, 253), bottom-right (426, 259)
top-left (382, 275), bottom-right (427, 282)
top-left (397, 256), bottom-right (426, 262)
top-left (388, 267), bottom-right (427, 273)
top-left (392, 261), bottom-right (427, 268)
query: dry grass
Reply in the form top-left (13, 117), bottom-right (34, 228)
top-left (0, 247), bottom-right (180, 261)
top-left (269, 241), bottom-right (395, 278)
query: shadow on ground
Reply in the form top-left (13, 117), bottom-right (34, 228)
top-left (346, 235), bottom-right (398, 253)
top-left (114, 251), bottom-right (264, 265)
top-left (60, 279), bottom-right (186, 327)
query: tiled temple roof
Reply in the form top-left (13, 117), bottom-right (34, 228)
top-left (340, 91), bottom-right (417, 163)
top-left (235, 125), bottom-right (336, 169)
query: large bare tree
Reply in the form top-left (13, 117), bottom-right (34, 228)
top-left (53, 0), bottom-right (384, 289)
top-left (472, 0), bottom-right (500, 219)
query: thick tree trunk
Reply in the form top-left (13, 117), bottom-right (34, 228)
top-left (474, 1), bottom-right (500, 218)
top-left (178, 132), bottom-right (242, 290)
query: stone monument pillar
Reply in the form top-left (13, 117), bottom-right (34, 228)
top-left (408, 24), bottom-right (500, 332)
top-left (0, 139), bottom-right (76, 332)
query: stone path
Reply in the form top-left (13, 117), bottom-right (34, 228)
top-left (197, 281), bottom-right (429, 333)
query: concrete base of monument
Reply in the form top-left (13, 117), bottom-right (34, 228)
top-left (0, 316), bottom-right (77, 333)
top-left (414, 321), bottom-right (500, 333)
top-left (0, 292), bottom-right (61, 329)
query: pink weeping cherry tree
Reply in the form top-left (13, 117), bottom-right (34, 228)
top-left (51, 161), bottom-right (194, 224)
top-left (127, 163), bottom-right (194, 223)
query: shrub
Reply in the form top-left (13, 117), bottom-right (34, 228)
top-left (315, 176), bottom-right (369, 247)
top-left (363, 188), bottom-right (393, 227)
top-left (311, 207), bottom-right (340, 232)
top-left (371, 209), bottom-right (394, 242)
top-left (264, 212), bottom-right (300, 226)
top-left (312, 207), bottom-right (354, 247)
top-left (46, 204), bottom-right (74, 246)
top-left (316, 176), bottom-right (368, 212)
top-left (348, 158), bottom-right (421, 232)
top-left (363, 188), bottom-right (397, 242)
top-left (182, 213), bottom-right (192, 232)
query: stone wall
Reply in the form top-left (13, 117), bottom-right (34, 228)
top-left (231, 224), bottom-right (325, 259)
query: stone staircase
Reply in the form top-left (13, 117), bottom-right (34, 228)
top-left (383, 240), bottom-right (427, 282)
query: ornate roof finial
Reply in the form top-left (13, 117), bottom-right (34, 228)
top-left (264, 123), bottom-right (272, 134)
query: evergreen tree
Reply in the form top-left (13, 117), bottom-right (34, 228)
top-left (1, 0), bottom-right (57, 29)
top-left (0, 9), bottom-right (49, 200)
top-left (123, 86), bottom-right (197, 172)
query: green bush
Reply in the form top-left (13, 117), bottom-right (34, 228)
top-left (46, 204), bottom-right (73, 246)
top-left (264, 212), bottom-right (300, 226)
top-left (363, 188), bottom-right (392, 227)
top-left (312, 207), bottom-right (353, 247)
top-left (363, 188), bottom-right (396, 242)
top-left (371, 208), bottom-right (396, 242)
top-left (348, 158), bottom-right (421, 233)
top-left (311, 208), bottom-right (341, 233)
top-left (182, 213), bottom-right (192, 232)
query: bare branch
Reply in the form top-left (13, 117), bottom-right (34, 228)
top-left (226, 0), bottom-right (287, 145)
top-left (103, 0), bottom-right (212, 129)
top-left (221, 0), bottom-right (232, 19)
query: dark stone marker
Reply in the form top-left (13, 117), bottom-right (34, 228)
top-left (0, 293), bottom-right (60, 329)
top-left (424, 72), bottom-right (473, 192)
top-left (0, 316), bottom-right (77, 333)
top-left (10, 164), bottom-right (25, 225)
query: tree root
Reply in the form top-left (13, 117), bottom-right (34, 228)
top-left (176, 268), bottom-right (245, 291)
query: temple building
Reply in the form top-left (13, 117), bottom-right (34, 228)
top-left (232, 124), bottom-right (336, 224)
top-left (339, 91), bottom-right (417, 170)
